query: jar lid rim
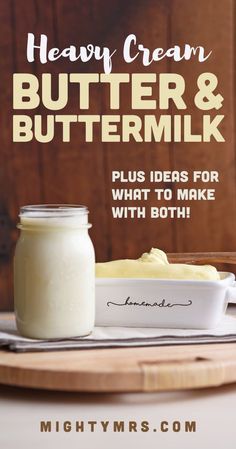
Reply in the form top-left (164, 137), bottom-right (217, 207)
top-left (20, 204), bottom-right (88, 217)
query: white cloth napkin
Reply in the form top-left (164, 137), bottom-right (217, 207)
top-left (1, 309), bottom-right (236, 352)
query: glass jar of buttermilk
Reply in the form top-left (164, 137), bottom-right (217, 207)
top-left (14, 205), bottom-right (95, 339)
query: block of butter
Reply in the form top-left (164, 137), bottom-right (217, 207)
top-left (96, 248), bottom-right (220, 281)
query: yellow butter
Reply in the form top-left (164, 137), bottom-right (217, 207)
top-left (96, 248), bottom-right (220, 281)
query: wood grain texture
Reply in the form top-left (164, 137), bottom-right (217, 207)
top-left (0, 0), bottom-right (17, 310)
top-left (101, 0), bottom-right (175, 260)
top-left (170, 0), bottom-right (236, 252)
top-left (168, 252), bottom-right (236, 265)
top-left (1, 348), bottom-right (234, 392)
top-left (1, 314), bottom-right (236, 392)
top-left (0, 0), bottom-right (235, 310)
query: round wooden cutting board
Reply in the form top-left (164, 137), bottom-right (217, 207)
top-left (1, 342), bottom-right (236, 393)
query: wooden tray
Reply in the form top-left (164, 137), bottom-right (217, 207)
top-left (1, 341), bottom-right (236, 393)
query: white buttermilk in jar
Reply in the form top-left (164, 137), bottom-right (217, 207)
top-left (14, 205), bottom-right (95, 339)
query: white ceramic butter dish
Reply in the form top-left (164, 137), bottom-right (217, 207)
top-left (95, 272), bottom-right (236, 329)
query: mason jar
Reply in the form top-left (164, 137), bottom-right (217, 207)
top-left (14, 204), bottom-right (95, 339)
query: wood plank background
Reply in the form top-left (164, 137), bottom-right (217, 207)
top-left (0, 0), bottom-right (235, 310)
